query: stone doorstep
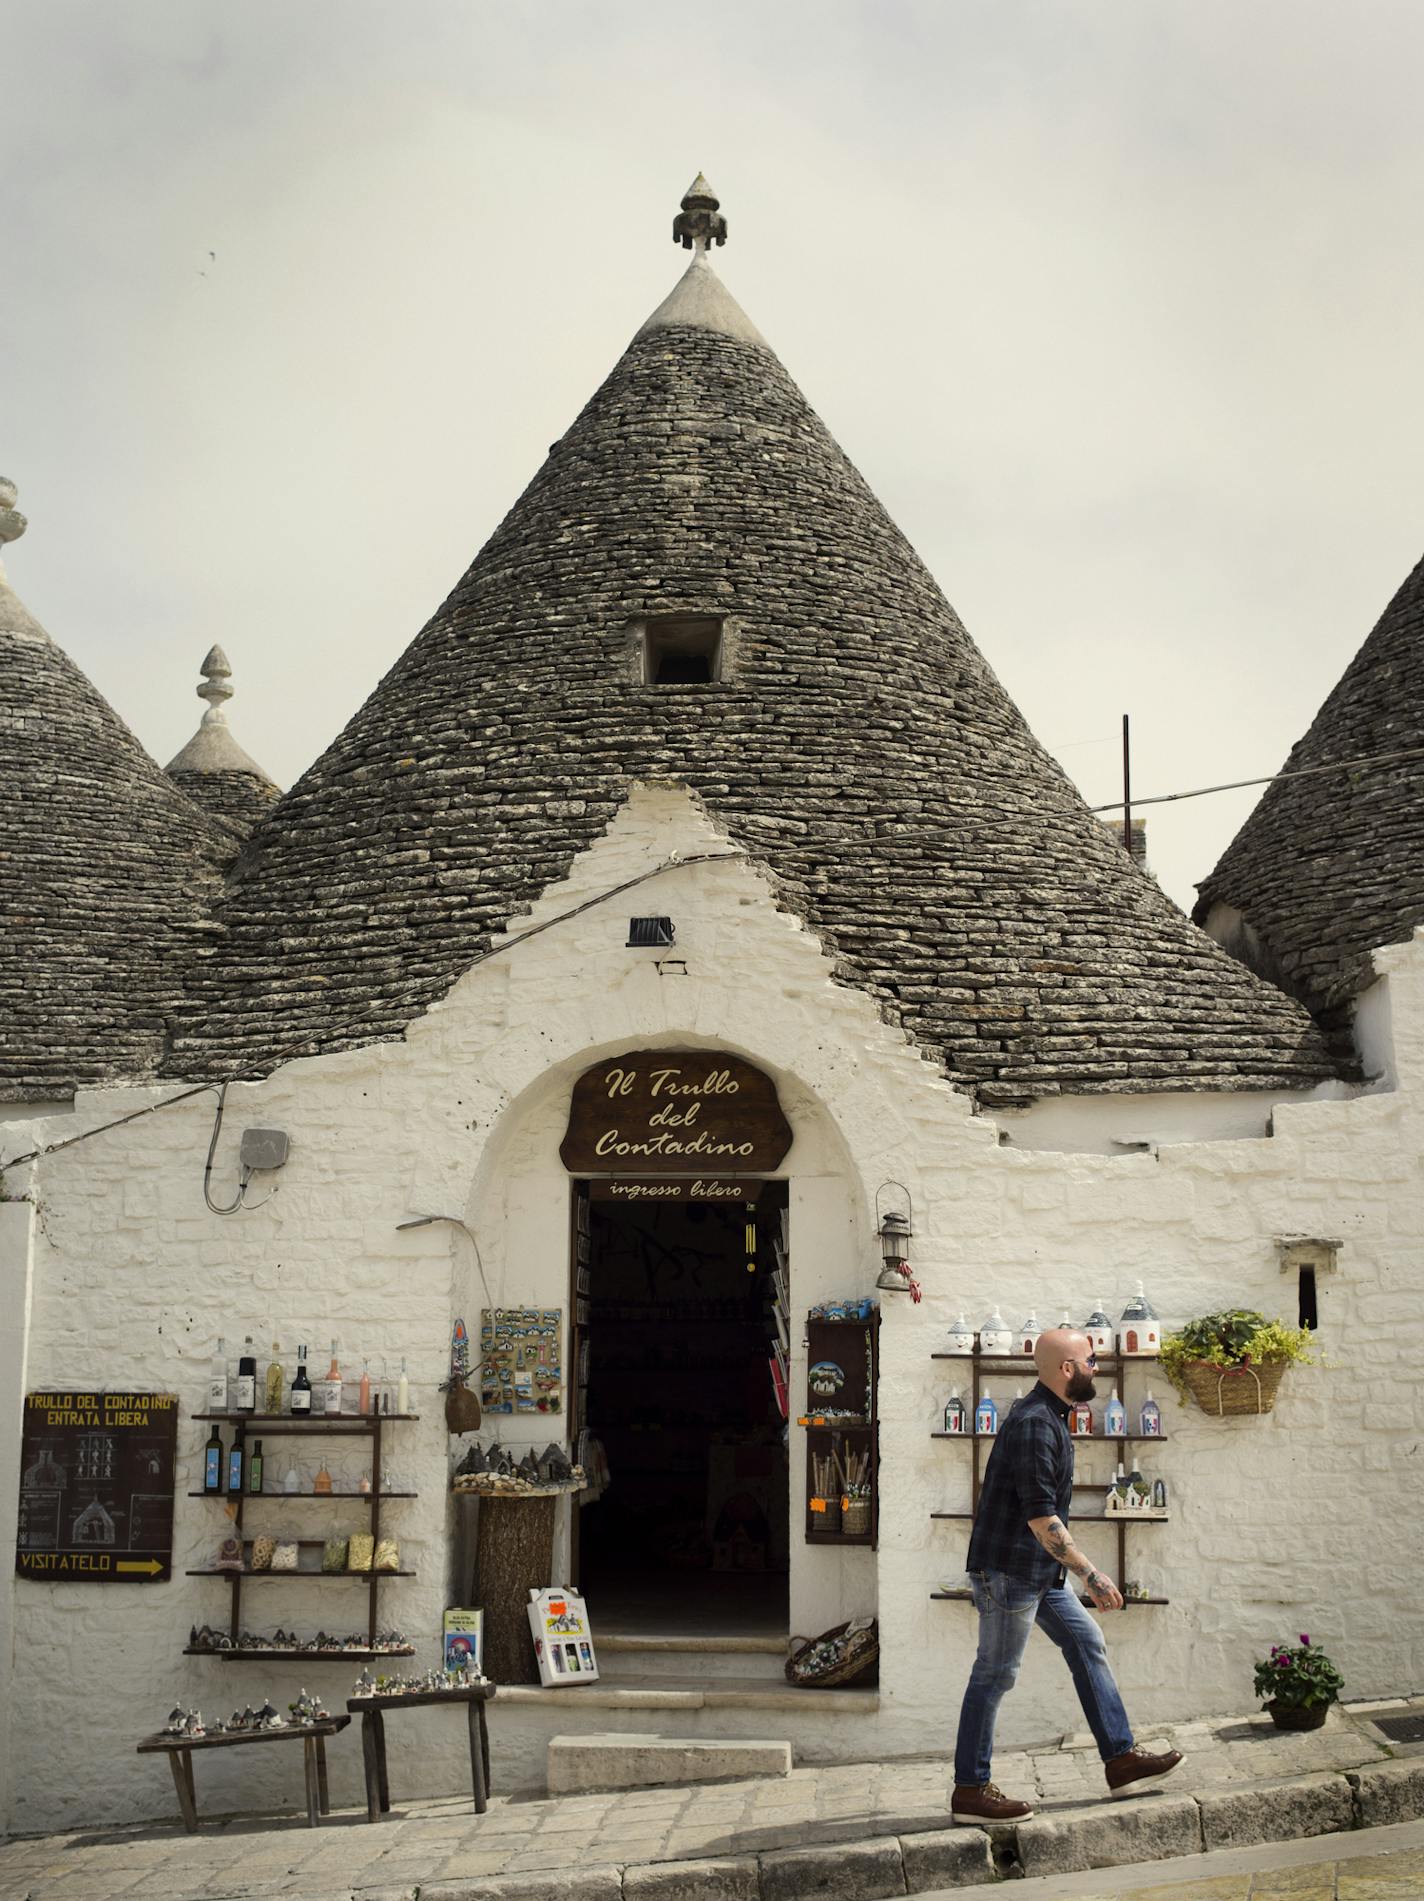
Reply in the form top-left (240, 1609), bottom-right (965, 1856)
top-left (547, 1733), bottom-right (792, 1797)
top-left (496, 1676), bottom-right (877, 1712)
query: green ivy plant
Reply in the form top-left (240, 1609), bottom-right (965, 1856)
top-left (1252, 1634), bottom-right (1344, 1711)
top-left (1158, 1309), bottom-right (1318, 1401)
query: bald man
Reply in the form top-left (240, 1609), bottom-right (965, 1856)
top-left (950, 1327), bottom-right (1182, 1824)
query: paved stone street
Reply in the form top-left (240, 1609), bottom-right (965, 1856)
top-left (0, 1701), bottom-right (1420, 1901)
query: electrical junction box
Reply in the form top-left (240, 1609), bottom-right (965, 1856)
top-left (239, 1128), bottom-right (290, 1173)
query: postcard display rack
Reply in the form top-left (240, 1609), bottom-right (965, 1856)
top-left (801, 1311), bottom-right (880, 1548)
top-left (187, 1409), bottom-right (418, 1661)
top-left (929, 1347), bottom-right (1169, 1606)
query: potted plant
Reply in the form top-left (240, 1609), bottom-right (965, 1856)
top-left (1253, 1634), bottom-right (1343, 1730)
top-left (1158, 1308), bottom-right (1317, 1416)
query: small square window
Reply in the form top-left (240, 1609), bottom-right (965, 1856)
top-left (644, 616), bottom-right (722, 685)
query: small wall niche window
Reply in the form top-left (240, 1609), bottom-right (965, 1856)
top-left (644, 615), bottom-right (723, 685)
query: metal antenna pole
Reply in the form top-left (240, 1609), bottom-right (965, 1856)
top-left (1122, 714), bottom-right (1133, 861)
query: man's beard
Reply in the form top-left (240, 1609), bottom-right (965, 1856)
top-left (1066, 1370), bottom-right (1097, 1403)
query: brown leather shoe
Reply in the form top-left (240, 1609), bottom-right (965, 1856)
top-left (951, 1781), bottom-right (1035, 1824)
top-left (1104, 1745), bottom-right (1184, 1797)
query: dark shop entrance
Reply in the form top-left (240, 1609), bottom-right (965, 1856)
top-left (572, 1180), bottom-right (790, 1635)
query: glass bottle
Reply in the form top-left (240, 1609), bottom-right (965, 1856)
top-left (282, 1463), bottom-right (300, 1494)
top-left (1139, 1390), bottom-right (1162, 1436)
top-left (226, 1438), bottom-right (244, 1495)
top-left (1105, 1390), bottom-right (1126, 1436)
top-left (290, 1344), bottom-right (312, 1414)
top-left (248, 1439), bottom-right (264, 1494)
top-left (203, 1424), bottom-right (224, 1494)
top-left (234, 1336), bottom-right (257, 1414)
top-left (208, 1337), bottom-right (229, 1413)
top-left (264, 1341), bottom-right (284, 1415)
top-left (397, 1357), bottom-right (410, 1414)
top-left (323, 1341), bottom-right (343, 1415)
top-left (943, 1389), bottom-right (966, 1434)
top-left (359, 1358), bottom-right (371, 1415)
top-left (313, 1461), bottom-right (333, 1495)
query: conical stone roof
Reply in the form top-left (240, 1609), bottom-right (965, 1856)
top-left (1195, 550), bottom-right (1424, 1027)
top-left (166, 644), bottom-right (281, 848)
top-left (0, 481), bottom-right (229, 1099)
top-left (172, 207), bottom-right (1335, 1101)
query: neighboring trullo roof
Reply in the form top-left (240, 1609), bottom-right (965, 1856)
top-left (1195, 550), bottom-right (1424, 1029)
top-left (171, 184), bottom-right (1335, 1101)
top-left (0, 480), bottom-right (229, 1100)
top-left (166, 644), bottom-right (280, 845)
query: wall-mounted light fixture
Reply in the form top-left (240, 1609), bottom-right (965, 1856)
top-left (875, 1182), bottom-right (920, 1303)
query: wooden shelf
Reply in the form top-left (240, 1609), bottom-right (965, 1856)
top-left (931, 1431), bottom-right (1168, 1443)
top-left (931, 1352), bottom-right (1159, 1365)
top-left (187, 1491), bottom-right (417, 1501)
top-left (183, 1646), bottom-right (415, 1662)
top-left (804, 1528), bottom-right (875, 1546)
top-left (192, 1413), bottom-right (418, 1432)
top-left (931, 1589), bottom-right (1170, 1605)
top-left (186, 1567), bottom-right (416, 1579)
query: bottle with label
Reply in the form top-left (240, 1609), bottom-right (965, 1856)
top-left (975, 1394), bottom-right (998, 1435)
top-left (943, 1390), bottom-right (966, 1434)
top-left (359, 1357), bottom-right (372, 1415)
top-left (290, 1344), bottom-right (312, 1414)
top-left (226, 1437), bottom-right (245, 1495)
top-left (264, 1341), bottom-right (284, 1415)
top-left (248, 1439), bottom-right (264, 1494)
top-left (323, 1341), bottom-right (343, 1415)
top-left (397, 1357), bottom-right (410, 1415)
top-left (1139, 1390), bottom-right (1162, 1436)
top-left (1071, 1398), bottom-right (1093, 1435)
top-left (234, 1337), bottom-right (258, 1414)
top-left (203, 1424), bottom-right (224, 1494)
top-left (208, 1338), bottom-right (229, 1413)
top-left (1105, 1390), bottom-right (1126, 1436)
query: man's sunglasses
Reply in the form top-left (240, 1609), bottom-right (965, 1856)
top-left (1066, 1353), bottom-right (1098, 1369)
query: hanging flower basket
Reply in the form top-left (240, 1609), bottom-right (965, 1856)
top-left (1178, 1357), bottom-right (1290, 1417)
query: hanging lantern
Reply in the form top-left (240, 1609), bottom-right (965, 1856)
top-left (874, 1183), bottom-right (920, 1302)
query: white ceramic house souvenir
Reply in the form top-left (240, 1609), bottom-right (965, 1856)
top-left (1083, 1299), bottom-right (1115, 1357)
top-left (1117, 1281), bottom-right (1161, 1356)
top-left (946, 1313), bottom-right (975, 1355)
top-left (1017, 1311), bottom-right (1042, 1357)
top-left (978, 1306), bottom-right (1013, 1355)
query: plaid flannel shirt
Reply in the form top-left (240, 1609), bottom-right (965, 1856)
top-left (965, 1381), bottom-right (1074, 1589)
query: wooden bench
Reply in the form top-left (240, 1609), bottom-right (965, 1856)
top-left (346, 1682), bottom-right (495, 1822)
top-left (136, 1716), bottom-right (351, 1831)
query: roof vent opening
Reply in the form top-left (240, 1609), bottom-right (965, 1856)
top-left (645, 615), bottom-right (722, 685)
top-left (628, 917), bottom-right (676, 947)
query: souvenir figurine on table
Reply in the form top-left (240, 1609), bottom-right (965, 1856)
top-left (1017, 1312), bottom-right (1042, 1358)
top-left (1083, 1299), bottom-right (1115, 1357)
top-left (978, 1307), bottom-right (1012, 1355)
top-left (1117, 1282), bottom-right (1162, 1356)
top-left (945, 1313), bottom-right (975, 1355)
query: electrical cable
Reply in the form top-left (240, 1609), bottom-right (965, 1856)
top-left (1088, 742), bottom-right (1424, 814)
top-left (0, 850), bottom-right (746, 1187)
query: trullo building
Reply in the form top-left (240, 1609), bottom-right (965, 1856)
top-left (1, 182), bottom-right (1421, 1831)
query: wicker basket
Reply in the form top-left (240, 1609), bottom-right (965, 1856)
top-left (785, 1619), bottom-right (879, 1690)
top-left (841, 1497), bottom-right (872, 1537)
top-left (1180, 1358), bottom-right (1288, 1416)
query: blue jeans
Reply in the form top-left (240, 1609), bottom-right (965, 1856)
top-left (953, 1569), bottom-right (1134, 1786)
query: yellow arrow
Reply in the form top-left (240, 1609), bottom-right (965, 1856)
top-left (116, 1559), bottom-right (163, 1576)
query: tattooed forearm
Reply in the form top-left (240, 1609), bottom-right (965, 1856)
top-left (1029, 1515), bottom-right (1103, 1587)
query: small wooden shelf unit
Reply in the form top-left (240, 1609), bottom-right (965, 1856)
top-left (801, 1313), bottom-right (880, 1548)
top-left (929, 1350), bottom-right (1169, 1606)
top-left (189, 1412), bottom-right (417, 1657)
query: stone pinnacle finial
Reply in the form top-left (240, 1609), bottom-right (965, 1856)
top-left (673, 173), bottom-right (727, 252)
top-left (197, 644), bottom-right (234, 724)
top-left (0, 478), bottom-right (27, 579)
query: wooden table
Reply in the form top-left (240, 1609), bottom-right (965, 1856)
top-left (136, 1716), bottom-right (351, 1831)
top-left (346, 1683), bottom-right (495, 1822)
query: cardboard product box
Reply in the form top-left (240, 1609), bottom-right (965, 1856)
top-left (527, 1586), bottom-right (599, 1686)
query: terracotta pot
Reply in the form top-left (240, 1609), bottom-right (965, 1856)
top-left (1265, 1699), bottom-right (1329, 1731)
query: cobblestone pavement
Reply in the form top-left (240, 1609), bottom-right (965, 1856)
top-left (0, 1704), bottom-right (1409, 1901)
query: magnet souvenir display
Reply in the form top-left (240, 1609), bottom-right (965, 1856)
top-left (480, 1308), bottom-right (564, 1415)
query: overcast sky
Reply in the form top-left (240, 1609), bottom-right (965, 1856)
top-left (6, 1), bottom-right (1423, 913)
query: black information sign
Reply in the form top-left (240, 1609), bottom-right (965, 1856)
top-left (15, 1391), bottom-right (178, 1583)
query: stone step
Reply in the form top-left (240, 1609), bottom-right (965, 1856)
top-left (596, 1632), bottom-right (789, 1682)
top-left (496, 1671), bottom-right (877, 1712)
top-left (547, 1730), bottom-right (793, 1794)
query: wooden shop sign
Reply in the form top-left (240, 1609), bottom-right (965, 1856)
top-left (588, 1177), bottom-right (771, 1204)
top-left (561, 1051), bottom-right (792, 1174)
top-left (14, 1391), bottom-right (177, 1583)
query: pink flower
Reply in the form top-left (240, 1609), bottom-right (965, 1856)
top-left (1299, 1634), bottom-right (1310, 1646)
